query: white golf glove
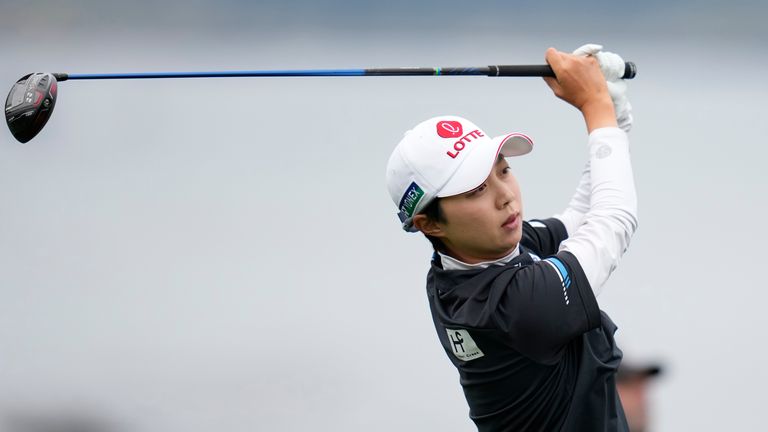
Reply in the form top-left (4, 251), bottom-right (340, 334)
top-left (572, 43), bottom-right (633, 132)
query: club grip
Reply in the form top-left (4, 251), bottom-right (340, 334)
top-left (490, 62), bottom-right (636, 79)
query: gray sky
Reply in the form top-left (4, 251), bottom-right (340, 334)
top-left (1, 1), bottom-right (766, 431)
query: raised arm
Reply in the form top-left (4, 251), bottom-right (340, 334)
top-left (543, 47), bottom-right (638, 295)
top-left (554, 44), bottom-right (634, 237)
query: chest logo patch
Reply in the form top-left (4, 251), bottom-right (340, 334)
top-left (445, 329), bottom-right (484, 361)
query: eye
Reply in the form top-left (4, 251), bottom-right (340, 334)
top-left (466, 183), bottom-right (487, 197)
top-left (502, 166), bottom-right (512, 175)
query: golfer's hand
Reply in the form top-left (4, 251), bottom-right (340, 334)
top-left (572, 43), bottom-right (633, 132)
top-left (543, 48), bottom-right (617, 133)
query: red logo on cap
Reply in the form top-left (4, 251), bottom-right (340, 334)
top-left (436, 121), bottom-right (463, 138)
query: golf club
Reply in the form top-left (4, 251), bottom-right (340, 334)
top-left (5, 73), bottom-right (58, 143)
top-left (5, 62), bottom-right (637, 144)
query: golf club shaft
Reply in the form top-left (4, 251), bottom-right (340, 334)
top-left (52, 63), bottom-right (636, 81)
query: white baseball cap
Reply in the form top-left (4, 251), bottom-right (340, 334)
top-left (385, 115), bottom-right (533, 232)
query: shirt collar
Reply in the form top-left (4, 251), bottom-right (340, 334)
top-left (437, 245), bottom-right (521, 271)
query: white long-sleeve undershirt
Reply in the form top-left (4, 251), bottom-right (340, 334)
top-left (555, 114), bottom-right (632, 237)
top-left (557, 127), bottom-right (638, 296)
top-left (554, 160), bottom-right (591, 237)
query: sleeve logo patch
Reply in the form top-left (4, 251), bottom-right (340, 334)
top-left (445, 329), bottom-right (484, 361)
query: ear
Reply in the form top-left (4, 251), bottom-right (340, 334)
top-left (412, 214), bottom-right (446, 238)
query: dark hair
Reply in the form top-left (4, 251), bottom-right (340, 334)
top-left (419, 198), bottom-right (446, 251)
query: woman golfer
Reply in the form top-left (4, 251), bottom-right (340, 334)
top-left (385, 44), bottom-right (637, 431)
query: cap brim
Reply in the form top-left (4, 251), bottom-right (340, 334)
top-left (495, 133), bottom-right (534, 157)
top-left (437, 132), bottom-right (533, 198)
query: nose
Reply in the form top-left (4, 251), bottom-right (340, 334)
top-left (494, 176), bottom-right (516, 210)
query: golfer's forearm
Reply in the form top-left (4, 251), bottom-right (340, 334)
top-left (582, 99), bottom-right (618, 133)
top-left (557, 96), bottom-right (626, 235)
top-left (559, 128), bottom-right (638, 295)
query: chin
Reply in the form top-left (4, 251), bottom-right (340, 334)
top-left (506, 230), bottom-right (522, 249)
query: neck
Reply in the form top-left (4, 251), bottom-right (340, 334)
top-left (438, 245), bottom-right (521, 271)
top-left (441, 244), bottom-right (519, 265)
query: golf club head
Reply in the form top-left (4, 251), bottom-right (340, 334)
top-left (5, 72), bottom-right (58, 143)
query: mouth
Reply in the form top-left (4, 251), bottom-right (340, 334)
top-left (502, 212), bottom-right (520, 230)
